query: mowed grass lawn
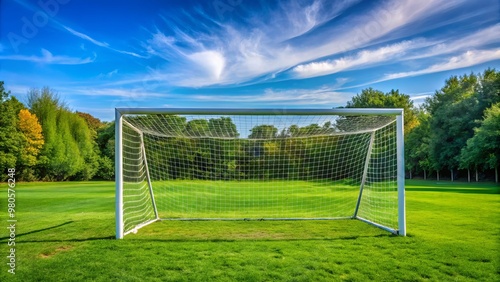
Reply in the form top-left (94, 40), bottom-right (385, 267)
top-left (0, 180), bottom-right (498, 281)
top-left (151, 180), bottom-right (361, 219)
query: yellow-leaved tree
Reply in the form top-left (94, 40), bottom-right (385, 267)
top-left (18, 109), bottom-right (44, 167)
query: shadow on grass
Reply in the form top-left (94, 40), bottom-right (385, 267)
top-left (13, 236), bottom-right (116, 243)
top-left (0, 221), bottom-right (115, 243)
top-left (123, 233), bottom-right (396, 243)
top-left (7, 233), bottom-right (395, 244)
top-left (0, 221), bottom-right (74, 241)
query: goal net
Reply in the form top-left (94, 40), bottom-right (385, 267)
top-left (115, 108), bottom-right (405, 238)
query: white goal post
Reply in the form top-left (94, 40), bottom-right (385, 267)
top-left (115, 108), bottom-right (406, 239)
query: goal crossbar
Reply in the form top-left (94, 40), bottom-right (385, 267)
top-left (116, 108), bottom-right (406, 239)
top-left (116, 108), bottom-right (404, 116)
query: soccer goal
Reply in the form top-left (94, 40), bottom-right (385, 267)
top-left (115, 108), bottom-right (406, 239)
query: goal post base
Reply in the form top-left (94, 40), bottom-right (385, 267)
top-left (123, 217), bottom-right (404, 237)
top-left (355, 216), bottom-right (401, 236)
top-left (123, 218), bottom-right (160, 237)
top-left (160, 217), bottom-right (353, 221)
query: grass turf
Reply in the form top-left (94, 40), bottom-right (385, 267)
top-left (142, 180), bottom-right (364, 220)
top-left (0, 180), bottom-right (498, 281)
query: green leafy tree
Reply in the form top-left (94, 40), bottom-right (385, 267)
top-left (298, 124), bottom-right (323, 136)
top-left (405, 109), bottom-right (432, 178)
top-left (476, 68), bottom-right (500, 111)
top-left (27, 87), bottom-right (99, 180)
top-left (346, 88), bottom-right (419, 134)
top-left (345, 88), bottom-right (419, 176)
top-left (53, 110), bottom-right (84, 179)
top-left (96, 155), bottom-right (115, 180)
top-left (97, 122), bottom-right (115, 160)
top-left (70, 111), bottom-right (99, 180)
top-left (96, 122), bottom-right (115, 180)
top-left (460, 103), bottom-right (500, 182)
top-left (288, 124), bottom-right (300, 137)
top-left (186, 119), bottom-right (209, 137)
top-left (425, 69), bottom-right (500, 179)
top-left (208, 117), bottom-right (239, 137)
top-left (75, 111), bottom-right (109, 179)
top-left (0, 82), bottom-right (25, 175)
top-left (77, 111), bottom-right (104, 139)
top-left (248, 125), bottom-right (278, 139)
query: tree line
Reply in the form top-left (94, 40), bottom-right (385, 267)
top-left (131, 116), bottom-right (373, 182)
top-left (0, 84), bottom-right (115, 181)
top-left (404, 69), bottom-right (499, 182)
top-left (346, 69), bottom-right (499, 182)
top-left (0, 68), bottom-right (498, 182)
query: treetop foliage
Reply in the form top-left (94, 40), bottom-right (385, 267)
top-left (423, 69), bottom-right (500, 173)
top-left (77, 111), bottom-right (105, 133)
top-left (460, 102), bottom-right (500, 171)
top-left (346, 88), bottom-right (418, 134)
top-left (0, 83), bottom-right (24, 172)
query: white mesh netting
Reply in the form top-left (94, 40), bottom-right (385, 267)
top-left (119, 112), bottom-right (400, 235)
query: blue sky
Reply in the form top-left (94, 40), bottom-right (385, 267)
top-left (1, 0), bottom-right (499, 121)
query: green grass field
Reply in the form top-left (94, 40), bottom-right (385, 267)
top-left (147, 180), bottom-right (364, 219)
top-left (0, 180), bottom-right (499, 281)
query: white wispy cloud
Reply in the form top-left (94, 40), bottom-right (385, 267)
top-left (409, 92), bottom-right (434, 104)
top-left (383, 49), bottom-right (500, 81)
top-left (54, 86), bottom-right (167, 99)
top-left (292, 41), bottom-right (418, 78)
top-left (63, 25), bottom-right (110, 48)
top-left (406, 24), bottom-right (500, 60)
top-left (410, 93), bottom-right (433, 101)
top-left (187, 50), bottom-right (226, 82)
top-left (193, 87), bottom-right (353, 105)
top-left (98, 69), bottom-right (119, 78)
top-left (144, 0), bottom-right (458, 87)
top-left (115, 50), bottom-right (147, 58)
top-left (294, 23), bottom-right (500, 80)
top-left (0, 48), bottom-right (95, 64)
top-left (62, 25), bottom-right (146, 58)
top-left (3, 84), bottom-right (31, 96)
top-left (410, 92), bottom-right (433, 107)
top-left (269, 0), bottom-right (359, 41)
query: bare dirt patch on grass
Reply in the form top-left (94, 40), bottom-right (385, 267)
top-left (39, 245), bottom-right (73, 259)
